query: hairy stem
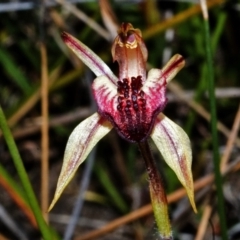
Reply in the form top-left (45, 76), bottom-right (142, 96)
top-left (138, 141), bottom-right (172, 240)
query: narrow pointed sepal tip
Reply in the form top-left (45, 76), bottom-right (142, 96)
top-left (162, 54), bottom-right (185, 83)
top-left (61, 31), bottom-right (73, 45)
top-left (48, 199), bottom-right (56, 212)
top-left (61, 31), bottom-right (68, 41)
top-left (189, 193), bottom-right (198, 213)
top-left (48, 187), bottom-right (67, 212)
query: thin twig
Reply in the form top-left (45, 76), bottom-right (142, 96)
top-left (0, 173), bottom-right (37, 228)
top-left (167, 88), bottom-right (240, 102)
top-left (6, 66), bottom-right (61, 128)
top-left (221, 104), bottom-right (240, 171)
top-left (99, 0), bottom-right (119, 40)
top-left (39, 1), bottom-right (50, 221)
top-left (0, 234), bottom-right (8, 240)
top-left (63, 148), bottom-right (97, 240)
top-left (168, 82), bottom-right (240, 147)
top-left (0, 204), bottom-right (28, 240)
top-left (0, 0), bottom-right (92, 12)
top-left (40, 42), bottom-right (49, 223)
top-left (142, 0), bottom-right (225, 39)
top-left (195, 204), bottom-right (212, 240)
top-left (12, 107), bottom-right (92, 139)
top-left (55, 0), bottom-right (111, 40)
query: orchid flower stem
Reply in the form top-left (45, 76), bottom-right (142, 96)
top-left (0, 106), bottom-right (54, 240)
top-left (202, 14), bottom-right (228, 240)
top-left (138, 141), bottom-right (172, 240)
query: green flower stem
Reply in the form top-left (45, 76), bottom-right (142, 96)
top-left (0, 106), bottom-right (53, 240)
top-left (138, 141), bottom-right (172, 240)
top-left (202, 16), bottom-right (228, 240)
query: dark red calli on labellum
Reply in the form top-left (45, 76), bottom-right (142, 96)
top-left (94, 23), bottom-right (167, 142)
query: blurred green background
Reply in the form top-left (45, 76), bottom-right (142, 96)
top-left (0, 0), bottom-right (240, 239)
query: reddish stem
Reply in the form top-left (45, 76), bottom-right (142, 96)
top-left (138, 140), bottom-right (172, 240)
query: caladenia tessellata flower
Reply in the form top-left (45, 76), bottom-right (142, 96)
top-left (49, 23), bottom-right (197, 239)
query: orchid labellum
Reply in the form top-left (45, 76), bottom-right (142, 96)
top-left (49, 23), bottom-right (196, 239)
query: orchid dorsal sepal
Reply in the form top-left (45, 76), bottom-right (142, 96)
top-left (111, 23), bottom-right (148, 84)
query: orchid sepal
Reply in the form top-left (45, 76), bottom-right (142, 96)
top-left (162, 54), bottom-right (185, 83)
top-left (61, 32), bottom-right (118, 83)
top-left (151, 113), bottom-right (197, 213)
top-left (111, 23), bottom-right (147, 84)
top-left (48, 113), bottom-right (112, 211)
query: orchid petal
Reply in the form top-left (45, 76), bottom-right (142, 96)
top-left (151, 113), bottom-right (197, 212)
top-left (93, 75), bottom-right (133, 141)
top-left (49, 113), bottom-right (112, 211)
top-left (92, 75), bottom-right (118, 115)
top-left (161, 54), bottom-right (185, 83)
top-left (142, 68), bottom-right (167, 113)
top-left (61, 32), bottom-right (118, 83)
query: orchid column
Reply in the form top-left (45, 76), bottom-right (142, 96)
top-left (49, 23), bottom-right (197, 239)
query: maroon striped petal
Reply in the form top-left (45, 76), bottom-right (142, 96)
top-left (161, 54), bottom-right (185, 83)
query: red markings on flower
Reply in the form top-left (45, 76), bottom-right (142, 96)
top-left (117, 75), bottom-right (145, 113)
top-left (116, 23), bottom-right (141, 49)
top-left (108, 75), bottom-right (151, 142)
top-left (95, 73), bottom-right (168, 143)
top-left (163, 55), bottom-right (184, 78)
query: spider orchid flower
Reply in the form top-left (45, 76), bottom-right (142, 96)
top-left (49, 23), bottom-right (196, 223)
